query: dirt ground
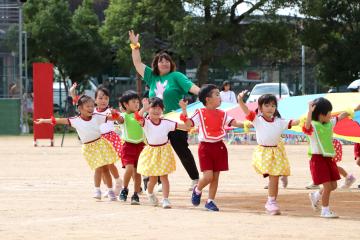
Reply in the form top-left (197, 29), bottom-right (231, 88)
top-left (1, 135), bottom-right (360, 240)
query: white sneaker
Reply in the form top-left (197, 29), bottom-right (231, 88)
top-left (147, 192), bottom-right (158, 206)
top-left (305, 183), bottom-right (320, 189)
top-left (156, 183), bottom-right (163, 193)
top-left (188, 179), bottom-right (199, 191)
top-left (108, 190), bottom-right (117, 201)
top-left (309, 192), bottom-right (320, 211)
top-left (162, 198), bottom-right (172, 209)
top-left (93, 189), bottom-right (101, 200)
top-left (280, 176), bottom-right (288, 188)
top-left (340, 175), bottom-right (356, 189)
top-left (320, 211), bottom-right (339, 218)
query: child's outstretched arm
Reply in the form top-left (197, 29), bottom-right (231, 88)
top-left (290, 119), bottom-right (300, 126)
top-left (237, 90), bottom-right (250, 115)
top-left (305, 101), bottom-right (315, 130)
top-left (230, 120), bottom-right (244, 128)
top-left (69, 82), bottom-right (77, 99)
top-left (34, 117), bottom-right (69, 125)
top-left (179, 99), bottom-right (193, 129)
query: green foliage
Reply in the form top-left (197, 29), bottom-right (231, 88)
top-left (300, 0), bottom-right (360, 86)
top-left (23, 0), bottom-right (108, 85)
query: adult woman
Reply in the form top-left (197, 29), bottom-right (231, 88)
top-left (129, 30), bottom-right (200, 190)
top-left (220, 80), bottom-right (237, 104)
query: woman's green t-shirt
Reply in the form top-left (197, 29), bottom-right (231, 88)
top-left (143, 66), bottom-right (193, 114)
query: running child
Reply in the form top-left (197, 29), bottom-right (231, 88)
top-left (180, 84), bottom-right (245, 212)
top-left (136, 97), bottom-right (189, 209)
top-left (238, 91), bottom-right (300, 215)
top-left (34, 95), bottom-right (119, 201)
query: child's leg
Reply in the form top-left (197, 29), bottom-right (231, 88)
top-left (102, 165), bottom-right (113, 189)
top-left (321, 181), bottom-right (337, 207)
top-left (337, 166), bottom-right (348, 178)
top-left (356, 157), bottom-right (360, 167)
top-left (123, 164), bottom-right (135, 188)
top-left (160, 175), bottom-right (170, 199)
top-left (208, 172), bottom-right (220, 200)
top-left (133, 170), bottom-right (142, 193)
top-left (94, 167), bottom-right (103, 188)
top-left (147, 176), bottom-right (158, 194)
top-left (268, 175), bottom-right (279, 199)
top-left (197, 170), bottom-right (214, 191)
top-left (109, 163), bottom-right (120, 179)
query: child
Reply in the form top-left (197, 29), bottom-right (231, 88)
top-left (117, 90), bottom-right (145, 205)
top-left (34, 95), bottom-right (119, 201)
top-left (136, 97), bottom-right (188, 209)
top-left (238, 91), bottom-right (299, 215)
top-left (180, 84), bottom-right (244, 212)
top-left (304, 98), bottom-right (352, 218)
top-left (93, 86), bottom-right (123, 196)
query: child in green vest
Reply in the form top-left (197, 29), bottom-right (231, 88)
top-left (303, 97), bottom-right (352, 218)
top-left (118, 90), bottom-right (145, 205)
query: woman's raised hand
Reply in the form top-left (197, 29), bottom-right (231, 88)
top-left (129, 30), bottom-right (139, 44)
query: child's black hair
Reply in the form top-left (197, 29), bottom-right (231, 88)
top-left (149, 97), bottom-right (164, 110)
top-left (256, 94), bottom-right (281, 118)
top-left (311, 97), bottom-right (332, 121)
top-left (221, 80), bottom-right (231, 91)
top-left (119, 90), bottom-right (140, 110)
top-left (77, 95), bottom-right (94, 108)
top-left (198, 84), bottom-right (218, 105)
top-left (95, 85), bottom-right (110, 99)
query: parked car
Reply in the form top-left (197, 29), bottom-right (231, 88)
top-left (246, 83), bottom-right (291, 103)
top-left (53, 79), bottom-right (97, 112)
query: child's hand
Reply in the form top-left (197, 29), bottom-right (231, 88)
top-left (238, 90), bottom-right (248, 101)
top-left (129, 30), bottom-right (139, 44)
top-left (179, 99), bottom-right (188, 109)
top-left (308, 101), bottom-right (316, 112)
top-left (142, 98), bottom-right (150, 110)
top-left (34, 119), bottom-right (44, 124)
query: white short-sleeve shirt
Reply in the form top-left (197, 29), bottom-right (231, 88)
top-left (94, 108), bottom-right (115, 134)
top-left (68, 113), bottom-right (107, 143)
top-left (249, 113), bottom-right (291, 146)
top-left (143, 117), bottom-right (177, 146)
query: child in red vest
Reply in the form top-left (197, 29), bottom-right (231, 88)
top-left (179, 84), bottom-right (244, 211)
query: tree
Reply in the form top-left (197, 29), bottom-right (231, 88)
top-left (23, 0), bottom-right (107, 90)
top-left (172, 0), bottom-right (301, 85)
top-left (299, 0), bottom-right (360, 86)
top-left (100, 0), bottom-right (186, 76)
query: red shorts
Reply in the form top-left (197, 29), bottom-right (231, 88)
top-left (310, 154), bottom-right (340, 185)
top-left (198, 141), bottom-right (228, 172)
top-left (354, 143), bottom-right (360, 159)
top-left (121, 142), bottom-right (145, 168)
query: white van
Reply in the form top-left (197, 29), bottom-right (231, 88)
top-left (246, 83), bottom-right (291, 103)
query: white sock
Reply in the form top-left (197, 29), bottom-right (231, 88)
top-left (95, 187), bottom-right (100, 191)
top-left (207, 199), bottom-right (214, 203)
top-left (314, 190), bottom-right (321, 200)
top-left (321, 206), bottom-right (330, 213)
top-left (268, 196), bottom-right (275, 201)
top-left (108, 188), bottom-right (113, 192)
top-left (195, 187), bottom-right (202, 195)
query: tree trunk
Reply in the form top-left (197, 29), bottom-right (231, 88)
top-left (196, 58), bottom-right (210, 87)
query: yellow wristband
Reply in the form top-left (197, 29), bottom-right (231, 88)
top-left (130, 42), bottom-right (140, 50)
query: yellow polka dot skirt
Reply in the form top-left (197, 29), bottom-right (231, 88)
top-left (252, 142), bottom-right (290, 176)
top-left (137, 143), bottom-right (176, 176)
top-left (81, 138), bottom-right (118, 170)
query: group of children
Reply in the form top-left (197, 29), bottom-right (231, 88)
top-left (34, 83), bottom-right (360, 218)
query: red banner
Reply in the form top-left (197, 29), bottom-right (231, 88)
top-left (33, 63), bottom-right (54, 146)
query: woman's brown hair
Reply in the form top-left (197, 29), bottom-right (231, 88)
top-left (151, 51), bottom-right (176, 75)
